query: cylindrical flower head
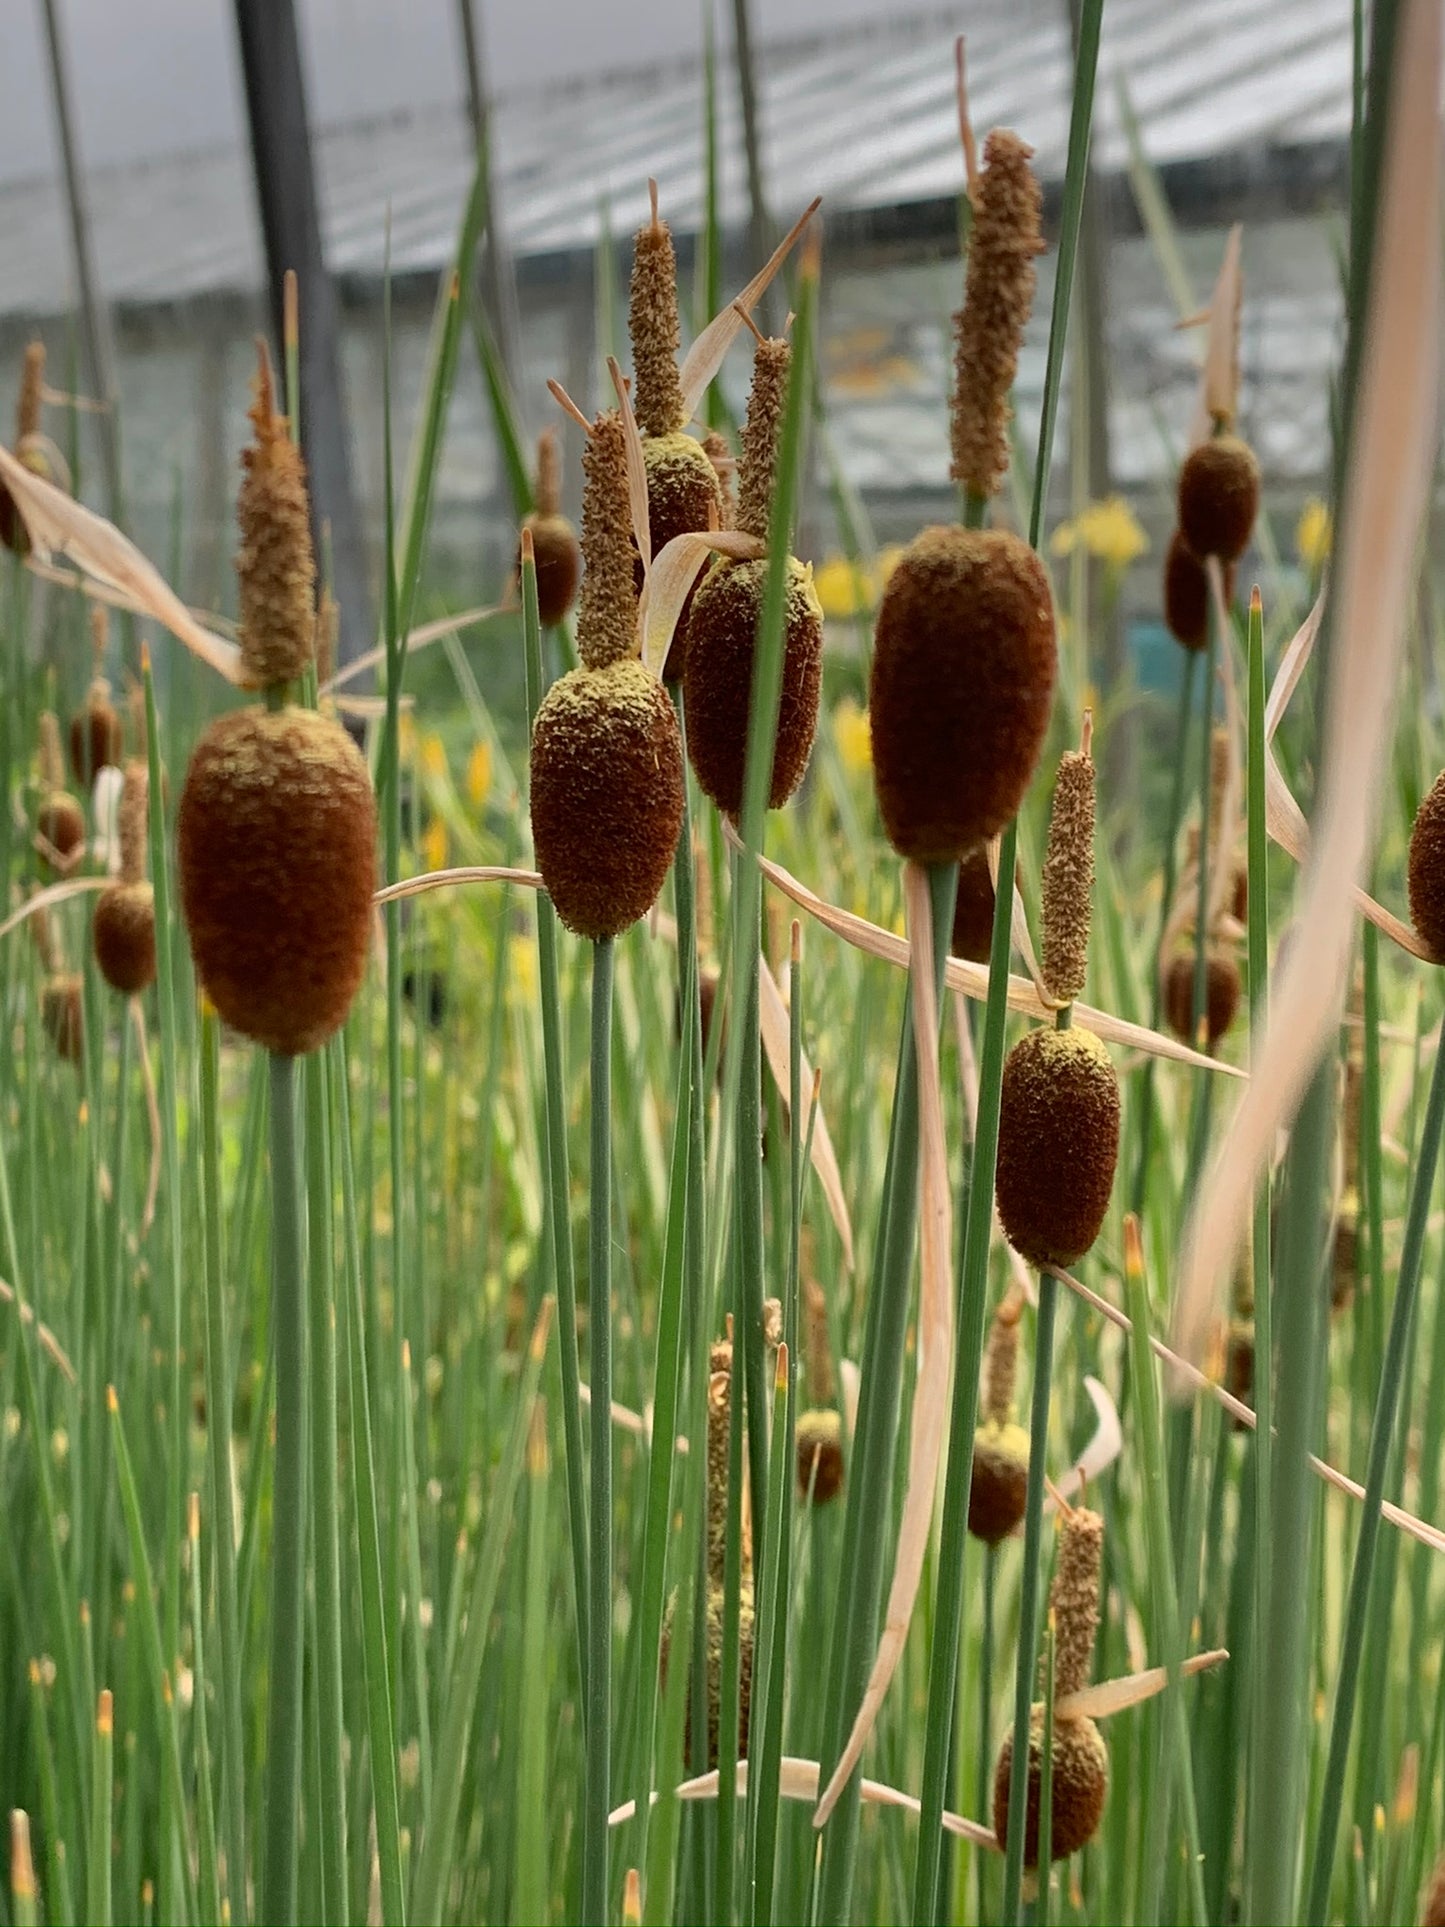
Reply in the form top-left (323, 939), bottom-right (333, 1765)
top-left (983, 1300), bottom-right (1020, 1427)
top-left (521, 428), bottom-right (580, 628)
top-left (1177, 435), bottom-right (1260, 564)
top-left (0, 342), bottom-right (47, 555)
top-left (969, 1421), bottom-right (1029, 1545)
top-left (529, 658), bottom-right (686, 939)
top-left (683, 555), bottom-right (823, 816)
top-left (179, 705), bottom-right (377, 1054)
top-left (641, 433), bottom-right (723, 681)
top-left (42, 975), bottom-right (85, 1065)
top-left (1163, 529), bottom-right (1235, 651)
top-left (1049, 1506), bottom-right (1103, 1698)
top-left (950, 130), bottom-right (1044, 502)
top-left (1040, 748), bottom-right (1095, 1005)
top-left (705, 1340), bottom-right (734, 1585)
top-left (1163, 949), bottom-right (1240, 1047)
top-left (995, 1025), bottom-right (1120, 1269)
top-left (795, 1407), bottom-right (845, 1505)
top-left (236, 345), bottom-right (317, 689)
top-left (736, 337), bottom-right (791, 542)
top-left (1408, 768), bottom-right (1445, 960)
top-left (71, 679), bottom-right (124, 788)
top-left (870, 526), bottom-right (1056, 861)
top-left (951, 845), bottom-right (997, 963)
top-left (702, 428), bottom-right (736, 527)
top-left (94, 761), bottom-right (156, 996)
top-left (629, 205), bottom-right (686, 439)
top-left (578, 411), bottom-right (639, 672)
top-left (993, 1710), bottom-right (1108, 1866)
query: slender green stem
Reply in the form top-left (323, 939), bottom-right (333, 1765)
top-left (521, 547), bottom-right (590, 1695)
top-left (264, 1050), bottom-right (307, 1927)
top-left (1305, 1026), bottom-right (1445, 1917)
top-left (1002, 1269), bottom-right (1057, 1926)
top-left (200, 1012), bottom-right (248, 1922)
top-left (582, 936), bottom-right (615, 1927)
top-left (89, 1694), bottom-right (112, 1927)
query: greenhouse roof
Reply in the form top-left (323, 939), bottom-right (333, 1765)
top-left (0, 0), bottom-right (1353, 323)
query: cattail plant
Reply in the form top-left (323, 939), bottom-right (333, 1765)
top-left (993, 1505), bottom-right (1109, 1865)
top-left (951, 843), bottom-right (998, 963)
top-left (35, 712), bottom-right (85, 872)
top-left (176, 341), bottom-right (375, 1927)
top-left (0, 341), bottom-right (47, 555)
top-left (40, 974), bottom-right (85, 1065)
top-left (968, 1296), bottom-right (1030, 1544)
top-left (92, 762), bottom-right (156, 997)
top-left (1407, 766), bottom-right (1445, 959)
top-left (1163, 529), bottom-right (1234, 652)
top-left (1163, 947), bottom-right (1241, 1046)
top-left (1177, 434), bottom-right (1261, 564)
top-left (796, 1270), bottom-right (844, 1504)
top-left (683, 326), bottom-right (823, 816)
top-left (519, 427), bottom-right (581, 627)
top-left (70, 604), bottom-right (124, 787)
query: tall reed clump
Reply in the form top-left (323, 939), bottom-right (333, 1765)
top-left (177, 341), bottom-right (376, 1927)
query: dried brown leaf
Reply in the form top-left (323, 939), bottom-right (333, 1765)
top-left (678, 197), bottom-right (822, 422)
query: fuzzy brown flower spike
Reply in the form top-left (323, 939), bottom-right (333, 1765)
top-left (93, 762), bottom-right (157, 997)
top-left (629, 190), bottom-right (686, 439)
top-left (684, 331), bottom-right (823, 816)
top-left (994, 1505), bottom-right (1110, 1866)
top-left (951, 130), bottom-right (1044, 503)
top-left (0, 342), bottom-right (48, 555)
top-left (235, 342), bottom-right (316, 690)
top-left (576, 412), bottom-right (636, 671)
top-left (1040, 739), bottom-right (1096, 1006)
top-left (36, 712), bottom-right (84, 870)
top-left (969, 1297), bottom-right (1030, 1545)
top-left (1407, 768), bottom-right (1445, 960)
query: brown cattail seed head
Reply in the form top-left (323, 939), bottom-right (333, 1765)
top-left (983, 1299), bottom-right (1020, 1426)
top-left (38, 791), bottom-right (85, 867)
top-left (1040, 749), bottom-right (1096, 1005)
top-left (702, 429), bottom-right (736, 527)
top-left (803, 1267), bottom-right (835, 1407)
top-left (736, 337), bottom-right (790, 542)
top-left (870, 527), bottom-right (1056, 862)
top-left (995, 1025), bottom-right (1120, 1269)
top-left (629, 204), bottom-right (685, 438)
top-left (41, 975), bottom-right (85, 1064)
top-left (659, 1576), bottom-right (756, 1772)
top-left (1163, 530), bottom-right (1235, 651)
top-left (640, 433), bottom-right (723, 681)
top-left (521, 430), bottom-right (580, 628)
top-left (1421, 1849), bottom-right (1445, 1927)
top-left (993, 1710), bottom-right (1109, 1866)
top-left (1177, 435), bottom-right (1260, 564)
top-left (178, 705), bottom-right (376, 1055)
top-left (0, 343), bottom-right (47, 554)
top-left (1163, 949), bottom-right (1241, 1048)
top-left (70, 679), bottom-right (123, 788)
top-left (951, 844), bottom-right (997, 963)
top-left (1407, 769), bottom-right (1445, 961)
top-left (578, 411), bottom-right (640, 672)
top-left (93, 883), bottom-right (156, 997)
top-left (529, 658), bottom-right (685, 940)
top-left (236, 344), bottom-right (316, 689)
top-left (950, 130), bottom-right (1044, 502)
top-left (683, 556), bottom-right (823, 817)
top-left (969, 1421), bottom-right (1030, 1545)
top-left (795, 1408), bottom-right (845, 1505)
top-left (1224, 1316), bottom-right (1255, 1419)
top-left (1049, 1506), bottom-right (1103, 1698)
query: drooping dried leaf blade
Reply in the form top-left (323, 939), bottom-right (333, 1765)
top-left (637, 530), bottom-right (763, 677)
top-left (1056, 1648), bottom-right (1228, 1722)
top-left (756, 954), bottom-right (855, 1269)
top-left (678, 196), bottom-right (822, 421)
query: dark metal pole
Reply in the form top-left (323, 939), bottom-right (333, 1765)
top-left (231, 0), bottom-right (372, 670)
top-left (455, 0), bottom-right (521, 384)
top-left (37, 0), bottom-right (124, 522)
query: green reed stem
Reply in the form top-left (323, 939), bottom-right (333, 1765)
top-left (582, 935), bottom-right (615, 1927)
top-left (1001, 1267), bottom-right (1057, 1926)
top-left (200, 1012), bottom-right (247, 1922)
top-left (1305, 1026), bottom-right (1445, 1918)
top-left (263, 1050), bottom-right (307, 1927)
top-left (1189, 622), bottom-right (1217, 1051)
top-left (188, 1499), bottom-right (222, 1927)
top-left (521, 547), bottom-right (590, 1695)
top-left (1036, 1621), bottom-right (1056, 1921)
top-left (88, 1694), bottom-right (112, 1927)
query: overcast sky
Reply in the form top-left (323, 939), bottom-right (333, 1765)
top-left (1, 0), bottom-right (934, 183)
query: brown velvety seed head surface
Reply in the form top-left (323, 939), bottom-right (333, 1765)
top-left (951, 845), bottom-right (997, 963)
top-left (968, 1421), bottom-right (1029, 1545)
top-left (42, 975), bottom-right (85, 1064)
top-left (1049, 1506), bottom-right (1103, 1698)
top-left (178, 705), bottom-right (377, 1055)
top-left (578, 412), bottom-right (637, 673)
top-left (869, 526), bottom-right (1056, 862)
top-left (70, 693), bottom-right (123, 787)
top-left (1177, 436), bottom-right (1260, 564)
top-left (639, 433), bottom-right (724, 681)
top-left (683, 555), bottom-right (823, 816)
top-left (995, 1025), bottom-right (1120, 1269)
top-left (1162, 531), bottom-right (1234, 651)
top-left (93, 882), bottom-right (157, 996)
top-left (521, 513), bottom-right (581, 627)
top-left (994, 1711), bottom-right (1108, 1866)
top-left (1407, 769), bottom-right (1445, 961)
top-left (628, 215), bottom-right (685, 439)
top-left (1040, 749), bottom-right (1096, 1005)
top-left (530, 658), bottom-right (685, 941)
top-left (235, 358), bottom-right (317, 689)
top-left (1163, 949), bottom-right (1241, 1046)
top-left (38, 792), bottom-right (85, 863)
top-left (795, 1408), bottom-right (845, 1505)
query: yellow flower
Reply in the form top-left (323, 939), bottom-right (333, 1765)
top-left (1296, 497), bottom-right (1332, 571)
top-left (509, 935), bottom-right (539, 1001)
top-left (1050, 496), bottom-right (1148, 570)
top-left (420, 734), bottom-right (448, 779)
top-left (466, 741), bottom-right (493, 811)
top-left (812, 554), bottom-right (874, 620)
top-left (422, 816), bottom-right (447, 874)
top-left (832, 697), bottom-right (872, 775)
